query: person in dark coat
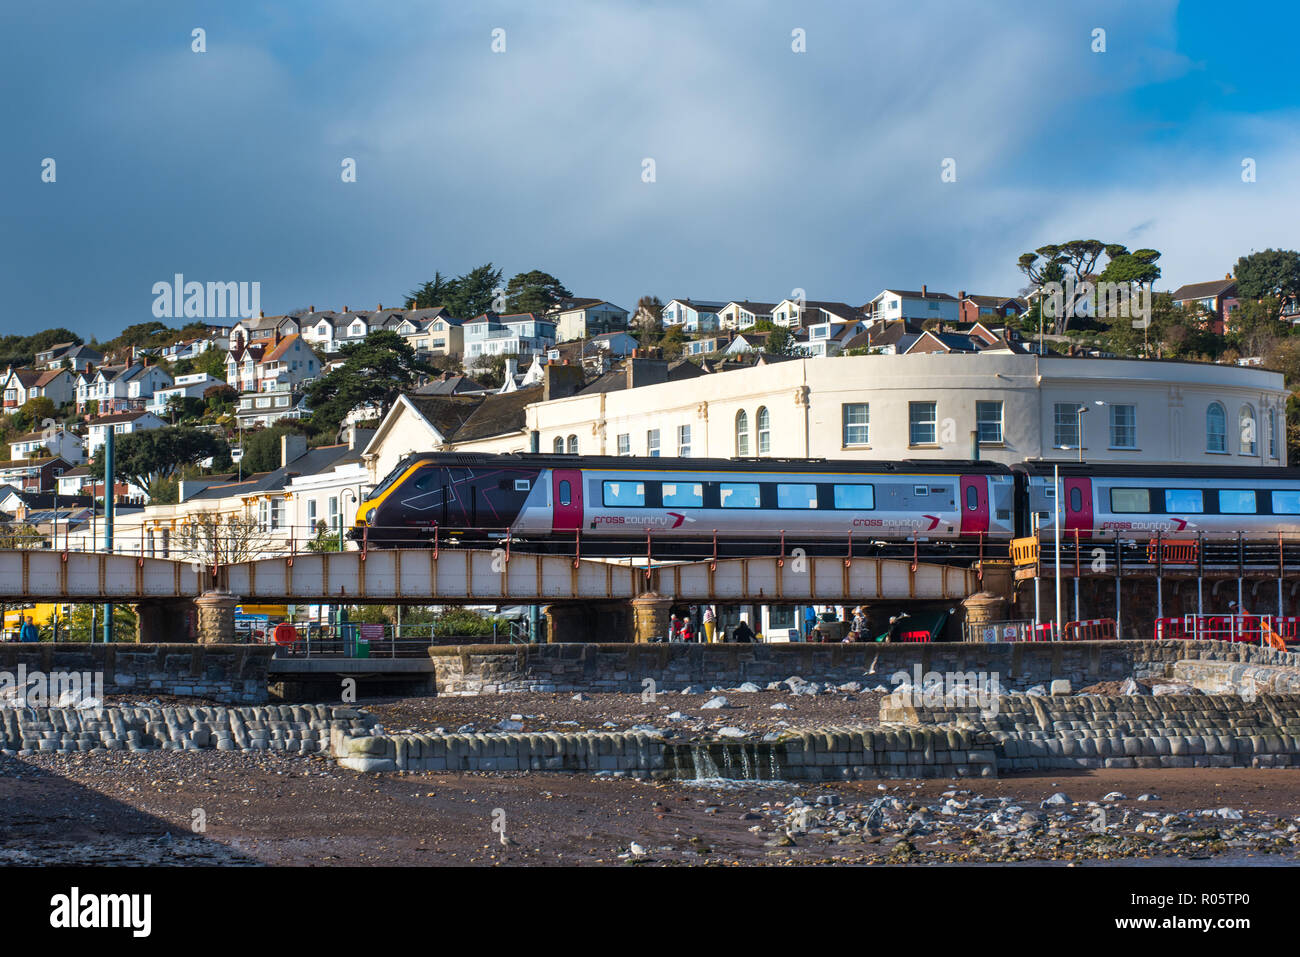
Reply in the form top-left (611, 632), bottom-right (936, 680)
top-left (731, 620), bottom-right (756, 643)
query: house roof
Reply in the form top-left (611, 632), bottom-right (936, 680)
top-left (877, 289), bottom-right (958, 301)
top-left (33, 368), bottom-right (70, 387)
top-left (725, 300), bottom-right (778, 313)
top-left (8, 429), bottom-right (80, 444)
top-left (962, 293), bottom-right (1021, 308)
top-left (403, 394), bottom-right (486, 441)
top-left (262, 333), bottom-right (303, 363)
top-left (1172, 279), bottom-right (1237, 301)
top-left (88, 411), bottom-right (154, 426)
top-left (414, 375), bottom-right (486, 396)
top-left (451, 387), bottom-right (539, 442)
top-left (667, 298), bottom-right (728, 310)
top-left (578, 359), bottom-right (705, 395)
top-left (6, 368), bottom-right (41, 387)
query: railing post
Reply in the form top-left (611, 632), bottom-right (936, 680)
top-left (1155, 529), bottom-right (1163, 623)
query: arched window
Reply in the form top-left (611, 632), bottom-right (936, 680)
top-left (1206, 402), bottom-right (1226, 452)
top-left (1239, 404), bottom-right (1257, 456)
top-left (1270, 408), bottom-right (1278, 459)
top-left (553, 436), bottom-right (564, 453)
top-left (566, 434), bottom-right (578, 454)
top-left (735, 410), bottom-right (750, 456)
top-left (756, 407), bottom-right (771, 454)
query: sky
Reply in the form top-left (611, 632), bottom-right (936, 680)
top-left (3, 0), bottom-right (1299, 341)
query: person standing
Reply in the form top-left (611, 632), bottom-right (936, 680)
top-left (702, 606), bottom-right (716, 643)
top-left (681, 616), bottom-right (697, 643)
top-left (19, 616), bottom-right (39, 643)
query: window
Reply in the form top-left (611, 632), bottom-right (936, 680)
top-left (603, 481), bottom-right (643, 506)
top-left (328, 496), bottom-right (340, 528)
top-left (1272, 490), bottom-right (1300, 514)
top-left (777, 483), bottom-right (819, 509)
top-left (1206, 402), bottom-right (1226, 452)
top-left (968, 485), bottom-right (981, 511)
top-left (842, 404), bottom-right (869, 446)
top-left (756, 408), bottom-right (771, 454)
top-left (1110, 488), bottom-right (1151, 513)
top-left (909, 401), bottom-right (937, 445)
top-left (976, 401), bottom-right (1002, 444)
top-left (1068, 487), bottom-right (1082, 512)
top-left (833, 484), bottom-right (875, 509)
top-left (1220, 490), bottom-right (1256, 514)
top-left (647, 429), bottom-right (660, 457)
top-left (1239, 405), bottom-right (1257, 455)
top-left (558, 480), bottom-right (572, 506)
top-left (677, 424), bottom-right (691, 457)
top-left (735, 411), bottom-right (749, 456)
top-left (1109, 404), bottom-right (1136, 449)
top-left (566, 435), bottom-right (578, 454)
top-left (661, 482), bottom-right (703, 507)
top-left (1270, 409), bottom-right (1278, 459)
top-left (719, 482), bottom-right (761, 508)
top-left (1164, 489), bottom-right (1204, 513)
top-left (1054, 403), bottom-right (1081, 448)
top-left (617, 433), bottom-right (630, 456)
top-left (307, 500), bottom-right (317, 528)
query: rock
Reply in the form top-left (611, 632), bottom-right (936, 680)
top-left (701, 696), bottom-right (728, 710)
top-left (1043, 792), bottom-right (1070, 806)
top-left (1214, 807), bottom-right (1243, 820)
top-left (769, 702), bottom-right (790, 711)
top-left (1049, 679), bottom-right (1072, 696)
top-left (1103, 792), bottom-right (1128, 802)
top-left (1138, 793), bottom-right (1159, 802)
top-left (1025, 684), bottom-right (1046, 697)
top-left (735, 682), bottom-right (761, 693)
top-left (680, 686), bottom-right (698, 695)
top-left (1152, 683), bottom-right (1196, 696)
top-left (495, 719), bottom-right (524, 732)
top-left (570, 693), bottom-right (589, 701)
top-left (665, 711), bottom-right (688, 722)
top-left (716, 727), bottom-right (747, 738)
top-left (1120, 677), bottom-right (1141, 695)
top-left (838, 682), bottom-right (862, 693)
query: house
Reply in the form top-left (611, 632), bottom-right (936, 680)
top-left (724, 334), bottom-right (766, 355)
top-left (718, 301), bottom-right (777, 330)
top-left (146, 372), bottom-right (227, 416)
top-left (839, 319), bottom-right (924, 355)
top-left (413, 372), bottom-right (488, 396)
top-left (75, 363), bottom-right (172, 414)
top-left (545, 331), bottom-right (640, 363)
top-left (552, 298), bottom-right (630, 342)
top-left (85, 411), bottom-right (167, 457)
top-left (1, 368), bottom-right (42, 410)
top-left (34, 343), bottom-right (103, 373)
top-left (1171, 277), bottom-right (1239, 335)
top-left (0, 456), bottom-right (74, 493)
top-left (25, 368), bottom-right (77, 408)
top-left (661, 299), bottom-right (726, 333)
top-left (769, 299), bottom-right (863, 328)
top-left (400, 308), bottom-right (465, 358)
top-left (8, 428), bottom-right (85, 465)
top-left (462, 313), bottom-right (557, 364)
top-left (958, 292), bottom-right (1025, 326)
top-left (229, 312), bottom-right (302, 347)
top-left (865, 287), bottom-right (960, 324)
top-left (684, 333), bottom-right (734, 357)
top-left (226, 332), bottom-right (319, 396)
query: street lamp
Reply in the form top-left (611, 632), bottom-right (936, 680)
top-left (339, 488), bottom-right (360, 552)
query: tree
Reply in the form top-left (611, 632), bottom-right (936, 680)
top-left (504, 270), bottom-right (571, 316)
top-left (632, 295), bottom-right (664, 338)
top-left (1235, 249), bottom-right (1300, 302)
top-left (63, 603), bottom-right (137, 642)
top-left (0, 328), bottom-right (82, 368)
top-left (765, 327), bottom-right (806, 357)
top-left (305, 330), bottom-right (435, 434)
top-left (177, 512), bottom-right (276, 564)
top-left (193, 347), bottom-right (228, 379)
top-left (1017, 240), bottom-right (1161, 334)
top-left (1096, 245), bottom-right (1162, 287)
top-left (659, 325), bottom-right (686, 359)
top-left (305, 520), bottom-right (340, 553)
top-left (88, 427), bottom-right (228, 492)
top-left (406, 264), bottom-right (504, 318)
top-left (239, 423), bottom-right (310, 474)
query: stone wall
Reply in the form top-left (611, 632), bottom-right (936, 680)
top-left (0, 643), bottom-right (275, 705)
top-left (0, 704), bottom-right (374, 755)
top-left (329, 724), bottom-right (998, 780)
top-left (428, 640), bottom-right (1291, 697)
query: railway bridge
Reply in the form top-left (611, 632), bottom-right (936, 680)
top-left (0, 547), bottom-right (988, 643)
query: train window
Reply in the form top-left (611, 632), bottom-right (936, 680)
top-left (967, 485), bottom-right (980, 511)
top-left (719, 483), bottom-right (761, 508)
top-left (514, 479), bottom-right (531, 491)
top-left (558, 481), bottom-right (572, 507)
top-left (777, 483), bottom-right (819, 509)
top-left (1272, 490), bottom-right (1300, 514)
top-left (662, 482), bottom-right (703, 507)
top-left (1068, 487), bottom-right (1082, 512)
top-left (1219, 489), bottom-right (1257, 514)
top-left (913, 485), bottom-right (929, 496)
top-left (413, 472), bottom-right (438, 491)
top-left (603, 481), bottom-right (645, 507)
top-left (832, 484), bottom-right (875, 510)
top-left (1164, 489), bottom-right (1203, 513)
top-left (1110, 488), bottom-right (1151, 513)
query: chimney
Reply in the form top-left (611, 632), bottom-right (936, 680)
top-left (377, 303), bottom-right (382, 310)
top-left (504, 357), bottom-right (518, 382)
top-left (624, 357), bottom-right (669, 390)
top-left (543, 363), bottom-right (584, 402)
top-left (309, 305), bottom-right (315, 313)
top-left (959, 289), bottom-right (966, 300)
top-left (343, 305), bottom-right (349, 313)
top-left (259, 310), bottom-right (265, 318)
top-left (921, 285), bottom-right (928, 297)
top-left (280, 432), bottom-right (307, 468)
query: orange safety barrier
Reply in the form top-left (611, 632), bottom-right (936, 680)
top-left (1029, 622), bottom-right (1057, 642)
top-left (1145, 539), bottom-right (1199, 564)
top-left (1153, 615), bottom-right (1298, 644)
top-left (1062, 618), bottom-right (1117, 641)
top-left (1010, 536), bottom-right (1040, 567)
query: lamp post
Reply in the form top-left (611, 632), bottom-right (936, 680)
top-left (1054, 462), bottom-right (1061, 641)
top-left (339, 488), bottom-right (359, 552)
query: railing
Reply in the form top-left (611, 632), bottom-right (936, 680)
top-left (265, 621), bottom-right (523, 658)
top-left (1153, 614), bottom-right (1298, 647)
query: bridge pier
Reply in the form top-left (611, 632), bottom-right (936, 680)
top-left (195, 590), bottom-right (239, 645)
top-left (631, 592), bottom-right (673, 643)
top-left (135, 599), bottom-right (198, 643)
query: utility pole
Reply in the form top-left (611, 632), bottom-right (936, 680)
top-left (102, 430), bottom-right (114, 643)
top-left (1054, 463), bottom-right (1062, 642)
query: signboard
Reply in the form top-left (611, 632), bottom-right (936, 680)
top-left (359, 623), bottom-right (385, 641)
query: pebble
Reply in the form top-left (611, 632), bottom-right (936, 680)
top-left (701, 697), bottom-right (728, 710)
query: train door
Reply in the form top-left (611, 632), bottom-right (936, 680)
top-left (551, 469), bottom-right (584, 531)
top-left (1062, 477), bottom-right (1093, 534)
top-left (959, 475), bottom-right (989, 536)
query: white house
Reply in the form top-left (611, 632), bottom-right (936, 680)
top-left (146, 372), bottom-right (227, 415)
top-left (553, 299), bottom-right (630, 342)
top-left (463, 313), bottom-right (557, 363)
top-left (866, 287), bottom-right (959, 323)
top-left (661, 299), bottom-right (726, 333)
top-left (718, 301), bottom-right (777, 330)
top-left (85, 411), bottom-right (167, 457)
top-left (8, 427), bottom-right (86, 464)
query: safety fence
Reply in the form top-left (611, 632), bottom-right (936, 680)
top-left (964, 618), bottom-right (1117, 643)
top-left (1152, 614), bottom-right (1298, 647)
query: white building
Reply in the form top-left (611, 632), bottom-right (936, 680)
top-left (146, 373), bottom-right (227, 415)
top-left (9, 428), bottom-right (85, 464)
top-left (85, 411), bottom-right (167, 457)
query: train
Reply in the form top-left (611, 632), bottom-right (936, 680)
top-left (349, 452), bottom-right (1300, 556)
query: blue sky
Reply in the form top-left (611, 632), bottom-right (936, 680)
top-left (3, 0), bottom-right (1299, 341)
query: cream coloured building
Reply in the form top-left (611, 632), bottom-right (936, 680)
top-left (364, 353), bottom-right (1289, 483)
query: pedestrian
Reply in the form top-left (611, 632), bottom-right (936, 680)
top-left (681, 616), bottom-right (696, 643)
top-left (803, 605), bottom-right (817, 640)
top-left (851, 606), bottom-right (868, 642)
top-left (668, 614), bottom-right (683, 642)
top-left (732, 619), bottom-right (756, 643)
top-left (19, 616), bottom-right (39, 643)
top-left (702, 606), bottom-right (716, 643)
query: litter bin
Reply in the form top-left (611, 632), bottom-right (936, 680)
top-left (355, 638), bottom-right (370, 659)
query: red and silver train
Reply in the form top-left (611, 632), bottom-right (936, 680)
top-left (352, 453), bottom-right (1300, 555)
